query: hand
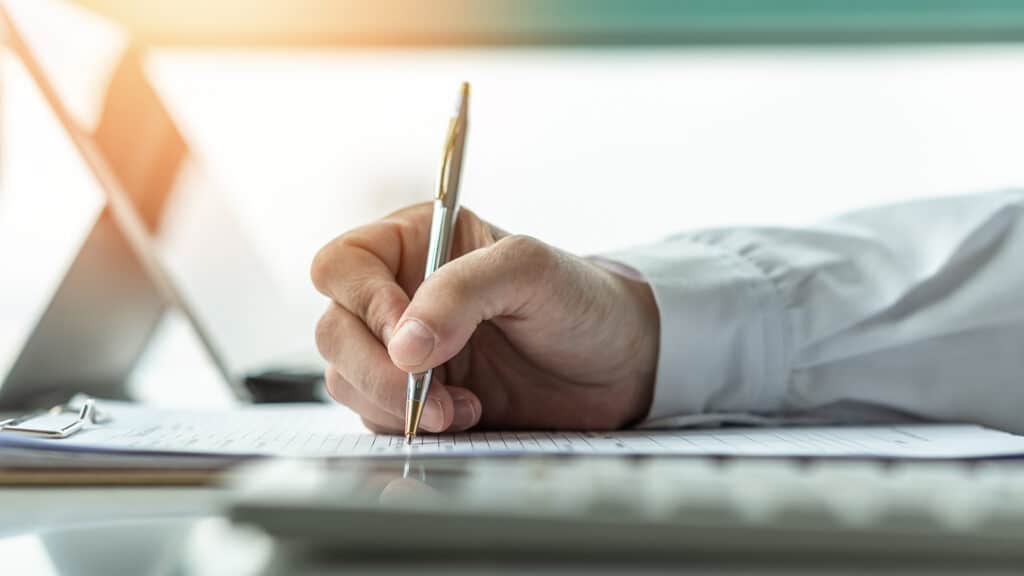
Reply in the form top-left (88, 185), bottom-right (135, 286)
top-left (311, 204), bottom-right (659, 433)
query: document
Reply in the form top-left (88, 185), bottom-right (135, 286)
top-left (3, 400), bottom-right (1024, 460)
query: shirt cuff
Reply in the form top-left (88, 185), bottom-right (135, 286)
top-left (599, 235), bottom-right (789, 425)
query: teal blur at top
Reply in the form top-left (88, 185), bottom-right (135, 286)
top-left (74, 0), bottom-right (1024, 47)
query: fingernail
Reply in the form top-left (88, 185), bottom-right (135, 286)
top-left (389, 319), bottom-right (435, 367)
top-left (451, 396), bottom-right (478, 430)
top-left (421, 398), bottom-right (444, 432)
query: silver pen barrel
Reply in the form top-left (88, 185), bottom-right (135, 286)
top-left (403, 201), bottom-right (453, 443)
top-left (404, 82), bottom-right (469, 444)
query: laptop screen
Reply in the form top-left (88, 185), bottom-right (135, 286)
top-left (0, 45), bottom-right (110, 394)
top-left (0, 1), bottom-right (302, 407)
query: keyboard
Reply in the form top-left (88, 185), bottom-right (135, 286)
top-left (227, 456), bottom-right (1024, 561)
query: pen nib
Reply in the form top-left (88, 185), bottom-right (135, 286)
top-left (404, 396), bottom-right (424, 443)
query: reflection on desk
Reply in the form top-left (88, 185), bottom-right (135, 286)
top-left (3, 454), bottom-right (1024, 576)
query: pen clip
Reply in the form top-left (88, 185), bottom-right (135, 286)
top-left (436, 83), bottom-right (469, 203)
top-left (436, 117), bottom-right (460, 202)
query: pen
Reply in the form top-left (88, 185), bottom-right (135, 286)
top-left (404, 82), bottom-right (470, 444)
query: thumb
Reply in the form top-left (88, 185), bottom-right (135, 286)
top-left (387, 235), bottom-right (554, 372)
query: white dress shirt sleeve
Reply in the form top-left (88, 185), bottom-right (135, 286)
top-left (603, 190), bottom-right (1024, 433)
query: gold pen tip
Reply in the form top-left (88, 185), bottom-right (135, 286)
top-left (405, 398), bottom-right (424, 439)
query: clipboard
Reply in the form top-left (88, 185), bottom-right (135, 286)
top-left (0, 468), bottom-right (222, 487)
top-left (0, 395), bottom-right (110, 439)
top-left (0, 395), bottom-right (230, 486)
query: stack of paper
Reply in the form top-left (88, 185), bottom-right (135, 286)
top-left (4, 400), bottom-right (1024, 462)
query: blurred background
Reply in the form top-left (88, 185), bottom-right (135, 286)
top-left (3, 0), bottom-right (1024, 408)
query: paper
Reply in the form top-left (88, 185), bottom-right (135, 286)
top-left (3, 401), bottom-right (1024, 460)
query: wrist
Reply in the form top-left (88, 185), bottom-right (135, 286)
top-left (590, 257), bottom-right (660, 426)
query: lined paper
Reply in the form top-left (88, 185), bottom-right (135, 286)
top-left (3, 401), bottom-right (1024, 459)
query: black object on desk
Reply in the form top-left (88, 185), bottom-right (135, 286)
top-left (244, 370), bottom-right (325, 404)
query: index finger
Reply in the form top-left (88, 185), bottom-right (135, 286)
top-left (311, 219), bottom-right (412, 343)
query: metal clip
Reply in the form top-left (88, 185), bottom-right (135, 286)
top-left (0, 396), bottom-right (108, 439)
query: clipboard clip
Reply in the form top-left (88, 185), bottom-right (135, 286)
top-left (0, 395), bottom-right (111, 439)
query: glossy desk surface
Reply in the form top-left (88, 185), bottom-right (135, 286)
top-left (1, 478), bottom-right (1022, 576)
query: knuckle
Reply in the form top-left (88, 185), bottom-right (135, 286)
top-left (323, 369), bottom-right (349, 405)
top-left (383, 202), bottom-right (432, 223)
top-left (336, 273), bottom-right (372, 311)
top-left (364, 286), bottom-right (405, 341)
top-left (310, 243), bottom-right (337, 294)
top-left (495, 234), bottom-right (549, 265)
top-left (494, 234), bottom-right (556, 281)
top-left (314, 307), bottom-right (341, 361)
top-left (337, 274), bottom-right (401, 329)
top-left (310, 228), bottom-right (381, 298)
top-left (361, 367), bottom-right (403, 410)
top-left (493, 233), bottom-right (533, 255)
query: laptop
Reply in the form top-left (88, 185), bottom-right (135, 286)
top-left (0, 3), bottom-right (314, 408)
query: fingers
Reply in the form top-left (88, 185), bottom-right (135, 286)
top-left (325, 369), bottom-right (402, 432)
top-left (312, 203), bottom-right (497, 433)
top-left (387, 234), bottom-right (556, 372)
top-left (316, 303), bottom-right (411, 418)
top-left (325, 369), bottom-right (481, 434)
top-left (310, 205), bottom-right (503, 346)
top-left (447, 386), bottom-right (482, 431)
top-left (317, 304), bottom-right (482, 432)
top-left (311, 220), bottom-right (409, 344)
top-left (318, 304), bottom-right (449, 427)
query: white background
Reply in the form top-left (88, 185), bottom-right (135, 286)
top-left (3, 0), bottom-right (1024, 406)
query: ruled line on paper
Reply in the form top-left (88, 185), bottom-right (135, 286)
top-left (6, 401), bottom-right (1024, 460)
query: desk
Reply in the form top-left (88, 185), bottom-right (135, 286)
top-left (2, 486), bottom-right (1023, 576)
top-left (0, 486), bottom-right (220, 536)
top-left (0, 486), bottom-right (220, 575)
